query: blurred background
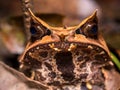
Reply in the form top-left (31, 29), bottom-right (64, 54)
top-left (0, 0), bottom-right (120, 68)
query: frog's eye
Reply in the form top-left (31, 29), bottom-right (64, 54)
top-left (30, 20), bottom-right (51, 42)
top-left (30, 25), bottom-right (37, 35)
top-left (81, 23), bottom-right (98, 39)
top-left (75, 23), bottom-right (98, 39)
top-left (75, 10), bottom-right (98, 39)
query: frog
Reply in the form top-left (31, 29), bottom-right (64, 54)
top-left (19, 8), bottom-right (117, 90)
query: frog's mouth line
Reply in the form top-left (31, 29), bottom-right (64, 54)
top-left (48, 42), bottom-right (77, 52)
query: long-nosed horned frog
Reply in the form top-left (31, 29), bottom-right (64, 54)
top-left (19, 9), bottom-right (117, 90)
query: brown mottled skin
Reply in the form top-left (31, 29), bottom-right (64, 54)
top-left (19, 9), bottom-right (115, 90)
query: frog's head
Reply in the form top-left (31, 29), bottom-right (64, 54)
top-left (24, 9), bottom-right (109, 53)
top-left (19, 9), bottom-right (113, 87)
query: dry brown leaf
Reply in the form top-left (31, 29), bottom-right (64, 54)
top-left (0, 61), bottom-right (48, 90)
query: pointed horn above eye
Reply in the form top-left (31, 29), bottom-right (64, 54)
top-left (28, 8), bottom-right (52, 29)
top-left (88, 9), bottom-right (98, 23)
top-left (75, 10), bottom-right (98, 39)
top-left (90, 9), bottom-right (98, 19)
top-left (76, 9), bottom-right (98, 28)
